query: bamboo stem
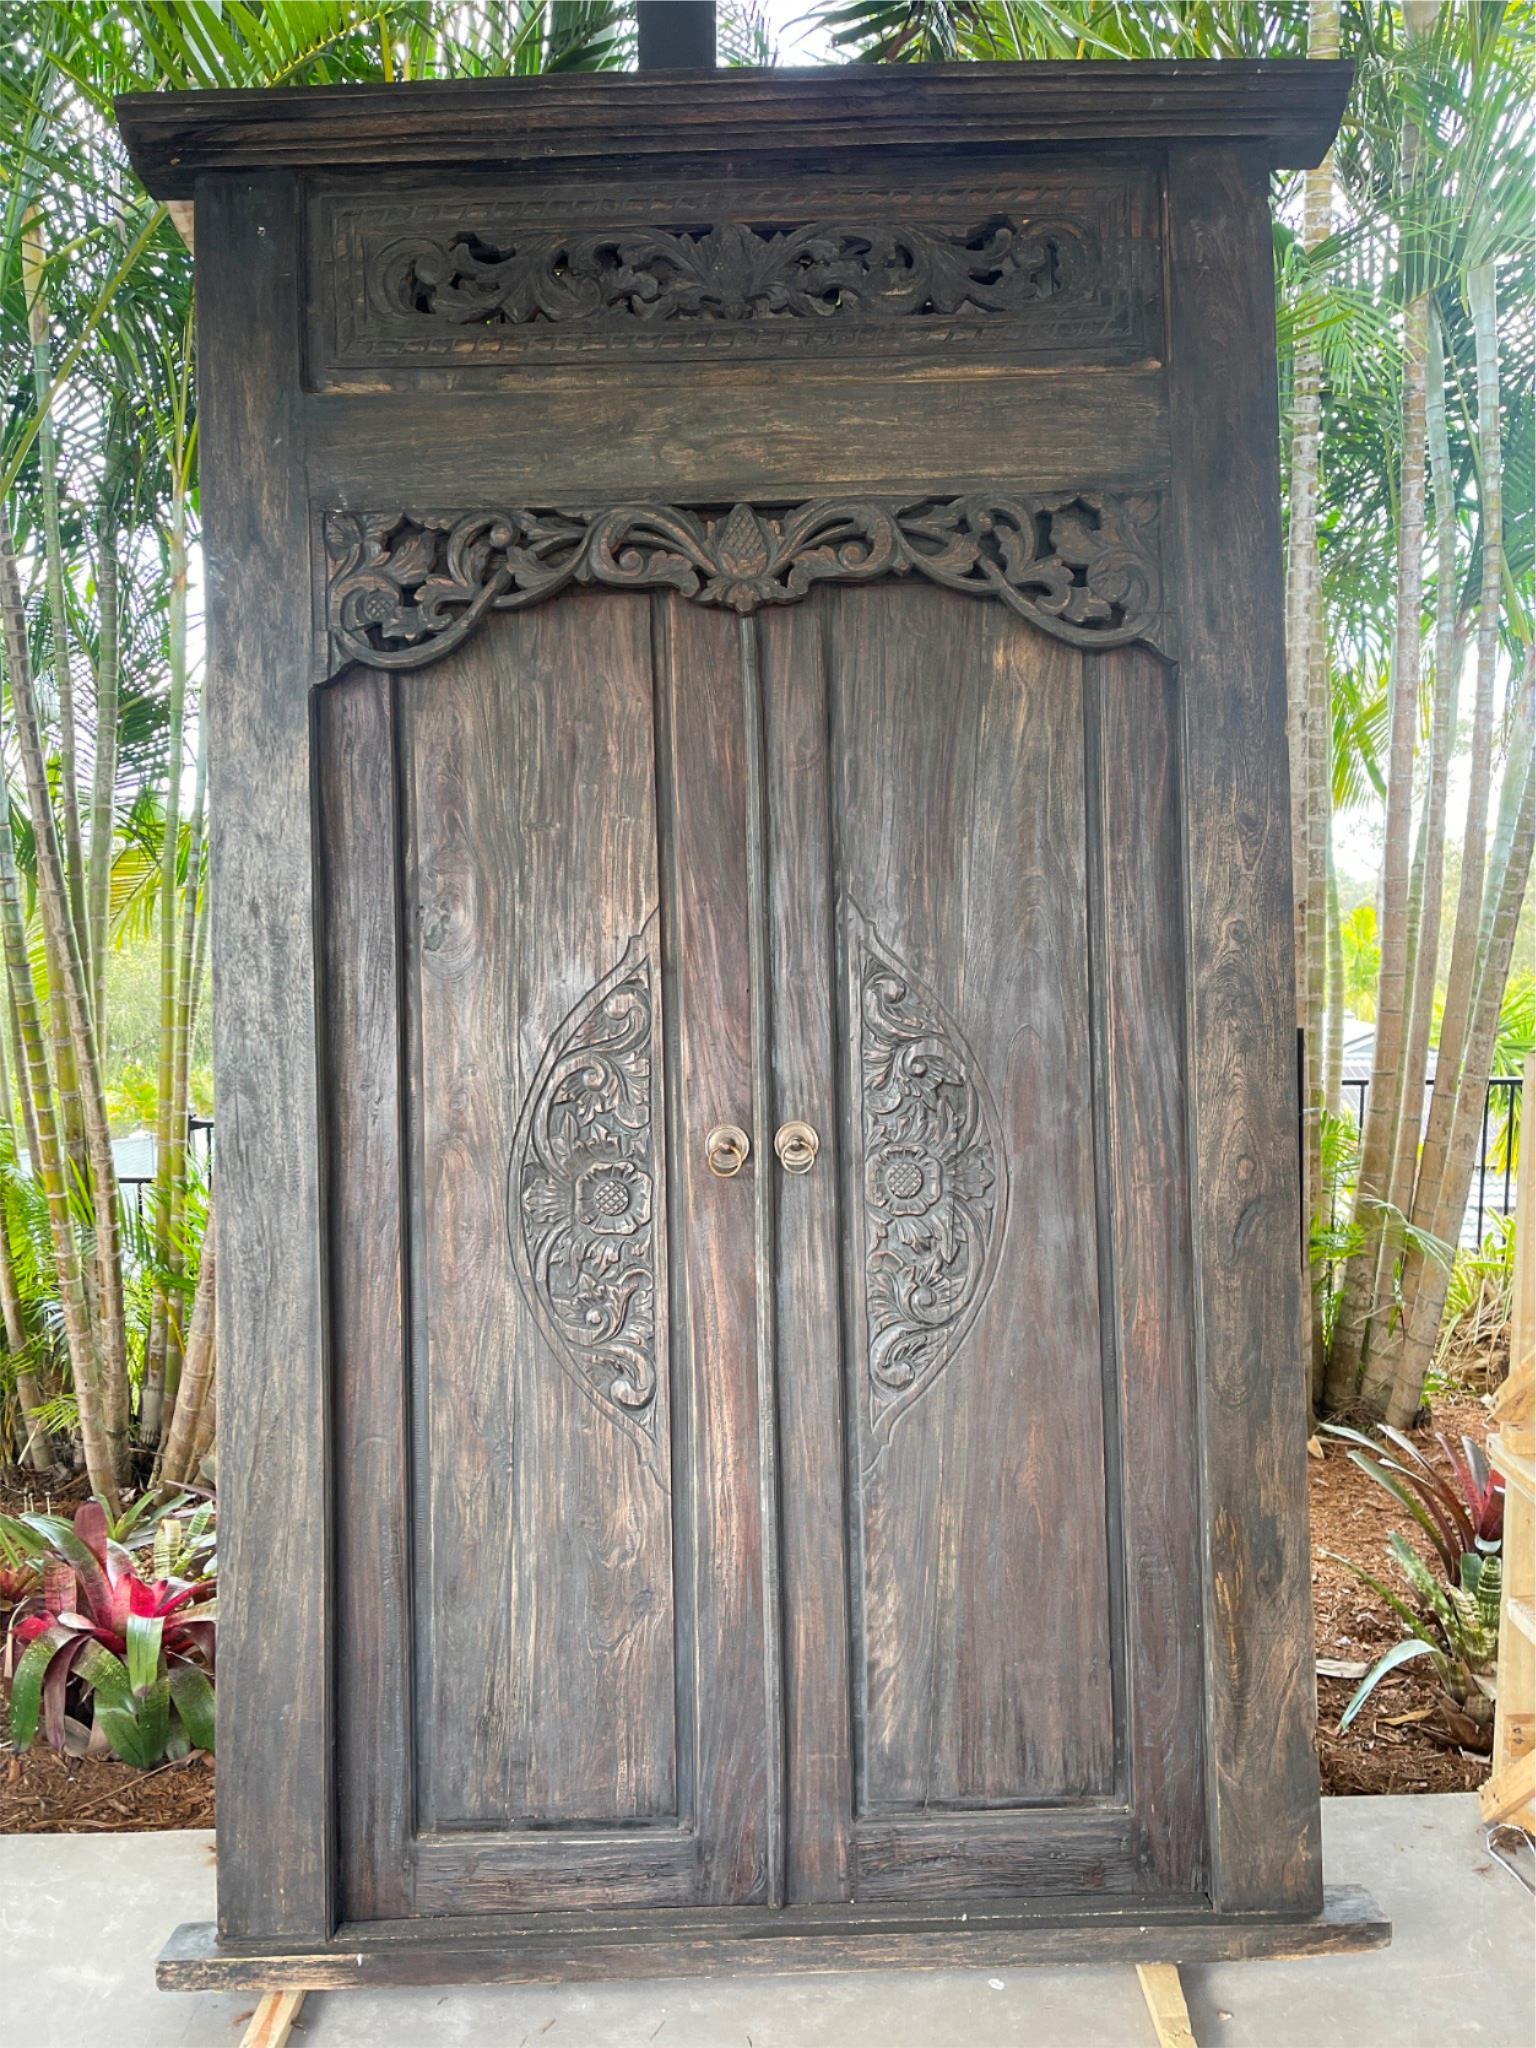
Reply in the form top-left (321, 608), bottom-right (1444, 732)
top-left (158, 1226), bottom-right (214, 1490)
top-left (0, 522), bottom-right (129, 1492)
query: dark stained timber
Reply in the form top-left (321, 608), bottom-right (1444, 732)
top-left (1166, 146), bottom-right (1324, 1916)
top-left (322, 494), bottom-right (1166, 672)
top-left (308, 168), bottom-right (1161, 373)
top-left (128, 60), bottom-right (1381, 1997)
top-left (117, 63), bottom-right (1355, 197)
top-left (157, 1888), bottom-right (1390, 1992)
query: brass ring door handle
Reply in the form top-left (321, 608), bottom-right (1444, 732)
top-left (775, 1120), bottom-right (820, 1175)
top-left (705, 1124), bottom-right (751, 1177)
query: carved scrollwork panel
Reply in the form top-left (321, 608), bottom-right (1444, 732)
top-left (508, 917), bottom-right (665, 1474)
top-left (323, 492), bottom-right (1163, 675)
top-left (848, 906), bottom-right (1009, 1440)
top-left (370, 215), bottom-right (1079, 330)
top-left (313, 173), bottom-right (1158, 371)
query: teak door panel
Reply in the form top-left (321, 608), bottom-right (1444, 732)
top-left (762, 590), bottom-right (1204, 1904)
top-left (123, 65), bottom-right (1356, 1972)
top-left (326, 596), bottom-right (776, 1919)
top-left (326, 582), bottom-right (1204, 1921)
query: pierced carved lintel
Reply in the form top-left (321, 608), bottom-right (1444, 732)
top-left (323, 492), bottom-right (1164, 673)
top-left (371, 215), bottom-right (1081, 332)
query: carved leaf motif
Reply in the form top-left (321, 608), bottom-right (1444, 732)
top-left (371, 216), bottom-right (1076, 333)
top-left (324, 492), bottom-right (1163, 674)
top-left (849, 906), bottom-right (1009, 1438)
top-left (508, 920), bottom-right (663, 1471)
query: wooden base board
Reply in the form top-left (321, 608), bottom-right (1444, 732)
top-left (161, 1886), bottom-right (1388, 1993)
top-left (239, 1991), bottom-right (306, 2048)
top-left (1137, 1963), bottom-right (1197, 2048)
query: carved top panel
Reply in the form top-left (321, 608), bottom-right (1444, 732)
top-left (307, 170), bottom-right (1159, 378)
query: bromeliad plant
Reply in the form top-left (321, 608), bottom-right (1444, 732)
top-left (5, 1498), bottom-right (216, 1764)
top-left (1322, 1422), bottom-right (1505, 1573)
top-left (1321, 1423), bottom-right (1505, 1747)
top-left (1327, 1536), bottom-right (1502, 1747)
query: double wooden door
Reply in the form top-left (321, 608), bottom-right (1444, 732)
top-left (321, 572), bottom-right (1207, 1924)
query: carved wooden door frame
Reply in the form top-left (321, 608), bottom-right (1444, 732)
top-left (315, 497), bottom-right (1198, 1916)
top-left (131, 66), bottom-right (1360, 1971)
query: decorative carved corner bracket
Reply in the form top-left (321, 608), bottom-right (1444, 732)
top-left (322, 491), bottom-right (1166, 675)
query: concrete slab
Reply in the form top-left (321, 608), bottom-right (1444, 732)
top-left (1, 1797), bottom-right (1529, 2047)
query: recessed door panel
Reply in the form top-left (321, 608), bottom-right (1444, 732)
top-left (325, 593), bottom-right (775, 1918)
top-left (831, 585), bottom-right (1114, 1814)
top-left (763, 586), bottom-right (1204, 1903)
top-left (326, 576), bottom-right (1206, 1925)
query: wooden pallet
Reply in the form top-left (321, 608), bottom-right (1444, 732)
top-left (238, 1965), bottom-right (1205, 2048)
top-left (1480, 1051), bottom-right (1535, 1835)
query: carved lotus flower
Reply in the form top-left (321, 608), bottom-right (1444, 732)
top-left (702, 504), bottom-right (779, 613)
top-left (867, 1142), bottom-right (942, 1219)
top-left (575, 1158), bottom-right (652, 1237)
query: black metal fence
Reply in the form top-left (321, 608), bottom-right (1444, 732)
top-left (1334, 1073), bottom-right (1523, 1246)
top-left (116, 1115), bottom-right (214, 1240)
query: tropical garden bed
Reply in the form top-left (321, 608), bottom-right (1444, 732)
top-left (0, 1374), bottom-right (1503, 1832)
top-left (1312, 1385), bottom-right (1497, 1797)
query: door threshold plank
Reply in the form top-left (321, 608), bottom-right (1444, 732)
top-left (160, 1886), bottom-right (1387, 1992)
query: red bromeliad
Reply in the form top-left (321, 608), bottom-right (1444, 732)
top-left (6, 1500), bottom-right (216, 1764)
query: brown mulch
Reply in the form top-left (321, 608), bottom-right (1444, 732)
top-left (0, 1465), bottom-right (91, 1518)
top-left (1, 1464), bottom-right (216, 1833)
top-left (0, 1744), bottom-right (215, 1833)
top-left (1311, 1387), bottom-right (1495, 1797)
top-left (0, 1386), bottom-right (1500, 1830)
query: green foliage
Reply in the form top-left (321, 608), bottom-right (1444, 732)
top-left (4, 1495), bottom-right (216, 1764)
top-left (1432, 1208), bottom-right (1517, 1386)
top-left (1321, 1419), bottom-right (1505, 1571)
top-left (1322, 1415), bottom-right (1504, 1737)
top-left (1339, 900), bottom-right (1382, 1019)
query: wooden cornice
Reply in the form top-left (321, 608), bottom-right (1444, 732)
top-left (117, 60), bottom-right (1352, 199)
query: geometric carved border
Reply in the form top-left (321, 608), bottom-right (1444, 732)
top-left (323, 491), bottom-right (1164, 674)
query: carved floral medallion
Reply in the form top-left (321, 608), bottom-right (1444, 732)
top-left (849, 906), bottom-right (1009, 1437)
top-left (323, 491), bottom-right (1162, 674)
top-left (508, 919), bottom-right (663, 1469)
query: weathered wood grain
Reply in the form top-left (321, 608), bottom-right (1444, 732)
top-left (1088, 649), bottom-right (1207, 1894)
top-left (304, 368), bottom-right (1168, 507)
top-left (196, 170), bottom-right (332, 1947)
top-left (319, 671), bottom-right (412, 1923)
top-left (850, 1811), bottom-right (1142, 1901)
top-left (657, 596), bottom-right (776, 1903)
top-left (1164, 145), bottom-right (1323, 1915)
top-left (403, 598), bottom-right (675, 1838)
top-left (759, 595), bottom-right (854, 1905)
top-left (413, 1828), bottom-right (700, 1916)
top-left (832, 584), bottom-right (1114, 1823)
top-left (157, 69), bottom-right (1352, 1980)
top-left (302, 162), bottom-right (1161, 381)
top-left (155, 1885), bottom-right (1390, 1993)
top-left (118, 63), bottom-right (1354, 199)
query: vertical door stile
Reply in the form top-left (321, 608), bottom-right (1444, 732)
top-left (655, 593), bottom-right (776, 1905)
top-left (760, 596), bottom-right (856, 1903)
top-left (739, 614), bottom-right (788, 1907)
top-left (1080, 657), bottom-right (1134, 1816)
top-left (323, 669), bottom-right (413, 1925)
top-left (1087, 645), bottom-right (1207, 1896)
top-left (653, 589), bottom-right (697, 1859)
